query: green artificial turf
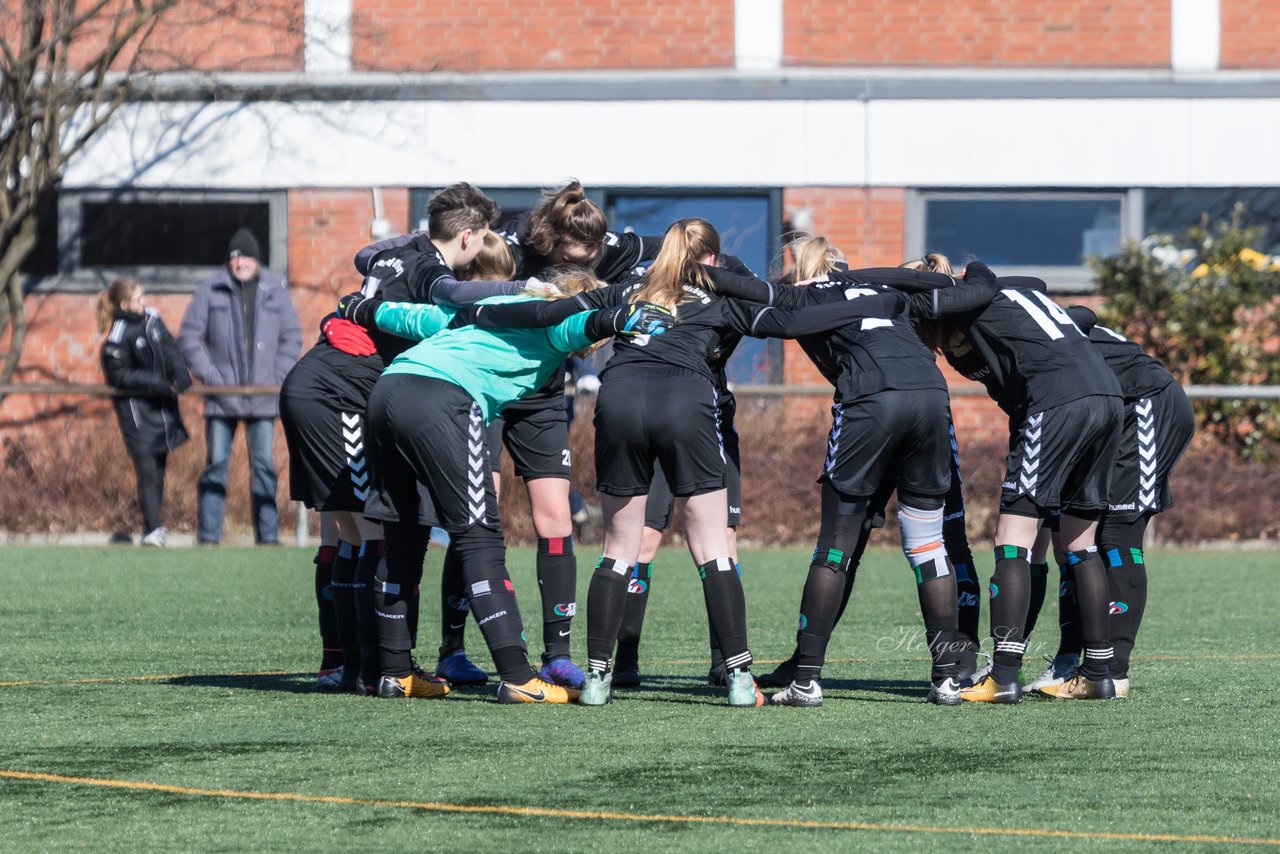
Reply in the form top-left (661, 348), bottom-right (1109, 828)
top-left (0, 545), bottom-right (1277, 851)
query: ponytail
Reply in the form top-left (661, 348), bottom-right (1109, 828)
top-left (789, 235), bottom-right (846, 282)
top-left (633, 218), bottom-right (720, 310)
top-left (900, 252), bottom-right (954, 276)
top-left (96, 277), bottom-right (141, 334)
top-left (526, 180), bottom-right (607, 256)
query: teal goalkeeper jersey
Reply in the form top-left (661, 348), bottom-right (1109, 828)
top-left (374, 295), bottom-right (596, 423)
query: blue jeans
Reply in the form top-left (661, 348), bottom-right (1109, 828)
top-left (198, 417), bottom-right (279, 544)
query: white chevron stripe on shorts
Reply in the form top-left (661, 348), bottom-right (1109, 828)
top-left (341, 411), bottom-right (369, 501)
top-left (1135, 397), bottom-right (1158, 511)
top-left (467, 403), bottom-right (487, 523)
top-left (1019, 412), bottom-right (1043, 496)
top-left (824, 401), bottom-right (844, 476)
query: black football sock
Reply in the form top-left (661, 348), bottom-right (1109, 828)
top-left (1022, 562), bottom-right (1050, 644)
top-left (537, 536), bottom-right (577, 662)
top-left (374, 521), bottom-right (428, 679)
top-left (699, 557), bottom-right (752, 672)
top-left (615, 561), bottom-right (652, 668)
top-left (1056, 559), bottom-right (1083, 658)
top-left (915, 572), bottom-right (961, 683)
top-left (1103, 545), bottom-right (1147, 680)
top-left (795, 547), bottom-right (851, 683)
top-left (954, 561), bottom-right (982, 649)
top-left (438, 541), bottom-right (469, 659)
top-left (314, 545), bottom-right (342, 670)
top-left (354, 539), bottom-right (383, 687)
top-left (989, 545), bottom-right (1032, 684)
top-left (1067, 546), bottom-right (1113, 681)
top-left (1100, 515), bottom-right (1150, 680)
top-left (452, 525), bottom-right (534, 684)
top-left (330, 541), bottom-right (361, 676)
top-left (586, 556), bottom-right (632, 673)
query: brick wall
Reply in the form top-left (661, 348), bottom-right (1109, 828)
top-left (349, 0), bottom-right (734, 71)
top-left (58, 0), bottom-right (305, 73)
top-left (1220, 0), bottom-right (1280, 68)
top-left (784, 0), bottom-right (1171, 68)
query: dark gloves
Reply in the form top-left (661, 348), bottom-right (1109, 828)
top-left (584, 301), bottom-right (675, 341)
top-left (337, 292), bottom-right (382, 328)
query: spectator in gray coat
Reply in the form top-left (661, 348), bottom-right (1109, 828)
top-left (180, 228), bottom-right (302, 545)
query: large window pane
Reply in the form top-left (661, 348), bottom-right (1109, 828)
top-left (608, 193), bottom-right (776, 384)
top-left (81, 200), bottom-right (271, 267)
top-left (925, 197), bottom-right (1122, 267)
top-left (1145, 188), bottom-right (1280, 253)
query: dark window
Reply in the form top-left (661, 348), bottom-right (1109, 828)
top-left (607, 192), bottom-right (780, 384)
top-left (1145, 188), bottom-right (1280, 253)
top-left (80, 200), bottom-right (271, 267)
top-left (924, 196), bottom-right (1123, 267)
top-left (19, 193), bottom-right (59, 276)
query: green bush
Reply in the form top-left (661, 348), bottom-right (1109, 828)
top-left (1091, 208), bottom-right (1280, 458)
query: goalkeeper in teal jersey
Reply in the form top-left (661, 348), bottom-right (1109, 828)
top-left (337, 275), bottom-right (672, 704)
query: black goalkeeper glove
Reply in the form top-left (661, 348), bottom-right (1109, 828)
top-left (584, 301), bottom-right (675, 341)
top-left (337, 291), bottom-right (383, 328)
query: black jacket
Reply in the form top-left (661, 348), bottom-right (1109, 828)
top-left (101, 308), bottom-right (192, 456)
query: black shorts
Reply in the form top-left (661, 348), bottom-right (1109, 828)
top-left (484, 399), bottom-right (572, 480)
top-left (820, 388), bottom-right (952, 502)
top-left (279, 343), bottom-right (380, 512)
top-left (1000, 395), bottom-right (1123, 518)
top-left (866, 408), bottom-right (965, 527)
top-left (594, 366), bottom-right (725, 498)
top-left (1105, 384), bottom-right (1195, 522)
top-left (363, 374), bottom-right (501, 533)
top-left (645, 400), bottom-right (742, 529)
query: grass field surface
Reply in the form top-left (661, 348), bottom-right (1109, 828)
top-left (1, 545), bottom-right (1277, 850)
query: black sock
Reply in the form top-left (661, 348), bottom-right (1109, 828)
top-left (1023, 562), bottom-right (1050, 644)
top-left (330, 541), bottom-right (361, 676)
top-left (453, 525), bottom-right (534, 684)
top-left (1067, 546), bottom-right (1114, 681)
top-left (699, 557), bottom-right (751, 672)
top-left (438, 541), bottom-right (469, 659)
top-left (586, 557), bottom-right (631, 673)
top-left (915, 573), bottom-right (960, 683)
top-left (537, 536), bottom-right (577, 662)
top-left (354, 540), bottom-right (382, 687)
top-left (829, 526), bottom-right (870, 630)
top-left (314, 545), bottom-right (342, 670)
top-left (1103, 546), bottom-right (1148, 680)
top-left (1056, 560), bottom-right (1083, 657)
top-left (795, 547), bottom-right (850, 682)
top-left (374, 522), bottom-right (428, 679)
top-left (989, 545), bottom-right (1031, 684)
top-left (954, 561), bottom-right (982, 649)
top-left (615, 561), bottom-right (652, 668)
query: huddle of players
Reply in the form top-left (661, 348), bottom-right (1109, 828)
top-left (282, 180), bottom-right (1193, 706)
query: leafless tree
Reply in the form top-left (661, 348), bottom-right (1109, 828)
top-left (0, 0), bottom-right (184, 388)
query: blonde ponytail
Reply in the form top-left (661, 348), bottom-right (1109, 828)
top-left (789, 235), bottom-right (846, 282)
top-left (633, 218), bottom-right (720, 310)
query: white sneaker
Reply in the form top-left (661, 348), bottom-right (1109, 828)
top-left (926, 677), bottom-right (963, 706)
top-left (141, 527), bottom-right (167, 547)
top-left (769, 679), bottom-right (823, 707)
top-left (1024, 653), bottom-right (1080, 693)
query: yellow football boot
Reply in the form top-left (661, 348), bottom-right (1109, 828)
top-left (1035, 674), bottom-right (1116, 700)
top-left (377, 673), bottom-right (451, 699)
top-left (496, 676), bottom-right (579, 704)
top-left (959, 673), bottom-right (1023, 704)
